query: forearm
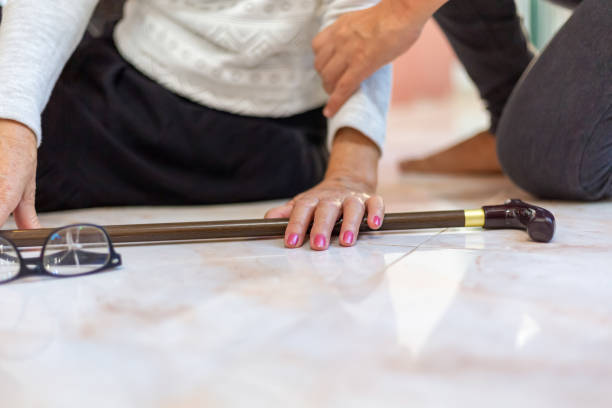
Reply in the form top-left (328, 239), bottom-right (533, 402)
top-left (326, 127), bottom-right (380, 190)
top-left (0, 0), bottom-right (99, 143)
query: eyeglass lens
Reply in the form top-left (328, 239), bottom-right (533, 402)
top-left (43, 225), bottom-right (112, 276)
top-left (0, 237), bottom-right (20, 282)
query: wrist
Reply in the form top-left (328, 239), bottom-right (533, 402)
top-left (0, 118), bottom-right (38, 150)
top-left (325, 127), bottom-right (380, 190)
top-left (0, 118), bottom-right (37, 145)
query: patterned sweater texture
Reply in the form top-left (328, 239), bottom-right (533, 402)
top-left (0, 0), bottom-right (391, 150)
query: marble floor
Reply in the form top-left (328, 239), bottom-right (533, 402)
top-left (1, 96), bottom-right (611, 407)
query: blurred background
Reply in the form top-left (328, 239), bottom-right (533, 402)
top-left (391, 0), bottom-right (572, 105)
top-left (383, 0), bottom-right (572, 177)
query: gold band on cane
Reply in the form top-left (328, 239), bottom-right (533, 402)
top-left (464, 209), bottom-right (485, 227)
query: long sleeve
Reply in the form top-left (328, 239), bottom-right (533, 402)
top-left (0, 0), bottom-right (99, 145)
top-left (320, 0), bottom-right (392, 153)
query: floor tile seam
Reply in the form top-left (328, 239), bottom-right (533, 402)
top-left (366, 226), bottom-right (452, 252)
top-left (381, 228), bottom-right (449, 272)
top-left (415, 243), bottom-right (611, 252)
top-left (380, 246), bottom-right (420, 272)
top-left (361, 242), bottom-right (421, 250)
top-left (372, 242), bottom-right (582, 255)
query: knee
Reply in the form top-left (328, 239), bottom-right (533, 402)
top-left (497, 118), bottom-right (612, 201)
top-left (576, 117), bottom-right (612, 200)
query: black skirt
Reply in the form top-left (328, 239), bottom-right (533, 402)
top-left (37, 32), bottom-right (328, 212)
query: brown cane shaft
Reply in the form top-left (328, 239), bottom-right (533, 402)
top-left (1, 210), bottom-right (466, 247)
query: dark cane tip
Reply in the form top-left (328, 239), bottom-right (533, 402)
top-left (527, 211), bottom-right (556, 243)
top-left (483, 199), bottom-right (556, 243)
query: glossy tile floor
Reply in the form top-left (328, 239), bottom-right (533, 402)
top-left (1, 96), bottom-right (611, 407)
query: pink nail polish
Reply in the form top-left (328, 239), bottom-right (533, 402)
top-left (343, 230), bottom-right (354, 245)
top-left (373, 216), bottom-right (381, 228)
top-left (287, 234), bottom-right (299, 247)
top-left (314, 234), bottom-right (326, 249)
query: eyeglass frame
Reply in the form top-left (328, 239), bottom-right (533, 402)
top-left (0, 223), bottom-right (122, 284)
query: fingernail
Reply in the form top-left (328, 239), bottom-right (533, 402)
top-left (314, 234), bottom-right (326, 249)
top-left (323, 108), bottom-right (330, 117)
top-left (373, 216), bottom-right (381, 228)
top-left (342, 230), bottom-right (354, 245)
top-left (287, 234), bottom-right (299, 247)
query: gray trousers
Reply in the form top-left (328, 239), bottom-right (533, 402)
top-left (435, 0), bottom-right (611, 200)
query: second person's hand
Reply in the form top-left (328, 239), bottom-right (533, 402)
top-left (313, 0), bottom-right (441, 117)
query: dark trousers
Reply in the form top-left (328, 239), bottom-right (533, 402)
top-left (435, 0), bottom-right (611, 200)
top-left (37, 33), bottom-right (328, 212)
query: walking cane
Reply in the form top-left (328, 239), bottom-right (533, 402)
top-left (1, 199), bottom-right (555, 247)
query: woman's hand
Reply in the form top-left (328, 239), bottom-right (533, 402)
top-left (265, 127), bottom-right (383, 250)
top-left (313, 0), bottom-right (445, 117)
top-left (0, 119), bottom-right (40, 229)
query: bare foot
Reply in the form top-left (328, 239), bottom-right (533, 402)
top-left (399, 130), bottom-right (503, 174)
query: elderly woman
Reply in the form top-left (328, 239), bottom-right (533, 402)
top-left (0, 0), bottom-right (392, 250)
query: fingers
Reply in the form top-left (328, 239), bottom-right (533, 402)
top-left (366, 195), bottom-right (384, 230)
top-left (0, 180), bottom-right (14, 228)
top-left (284, 198), bottom-right (318, 248)
top-left (320, 56), bottom-right (349, 94)
top-left (264, 201), bottom-right (294, 219)
top-left (0, 176), bottom-right (40, 230)
top-left (311, 27), bottom-right (329, 53)
top-left (284, 195), bottom-right (383, 250)
top-left (13, 200), bottom-right (40, 229)
top-left (13, 174), bottom-right (40, 229)
top-left (309, 199), bottom-right (342, 251)
top-left (0, 119), bottom-right (39, 229)
top-left (0, 197), bottom-right (13, 229)
top-left (313, 43), bottom-right (335, 75)
top-left (313, 26), bottom-right (367, 117)
top-left (339, 197), bottom-right (366, 247)
top-left (323, 69), bottom-right (364, 118)
top-left (312, 27), bottom-right (335, 80)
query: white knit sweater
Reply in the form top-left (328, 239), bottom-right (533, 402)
top-left (0, 0), bottom-right (391, 150)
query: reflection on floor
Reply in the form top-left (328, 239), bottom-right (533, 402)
top-left (1, 96), bottom-right (610, 407)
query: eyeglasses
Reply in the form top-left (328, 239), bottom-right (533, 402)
top-left (0, 224), bottom-right (122, 284)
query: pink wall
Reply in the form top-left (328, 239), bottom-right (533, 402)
top-left (391, 20), bottom-right (456, 104)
